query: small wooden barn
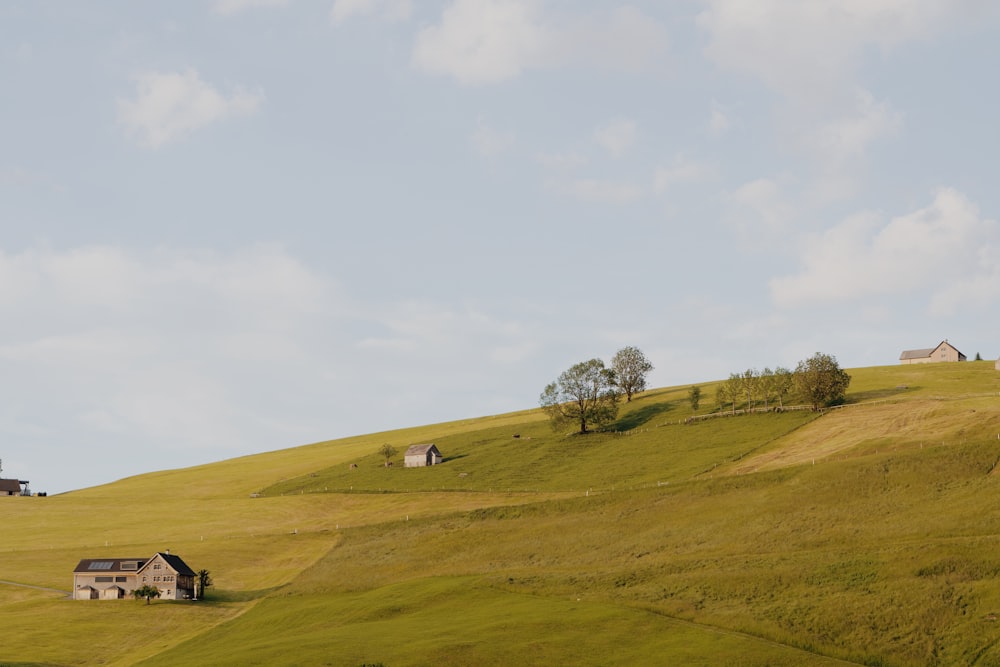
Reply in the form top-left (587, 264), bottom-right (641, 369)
top-left (404, 444), bottom-right (443, 468)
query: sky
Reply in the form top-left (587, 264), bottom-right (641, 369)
top-left (2, 1), bottom-right (999, 494)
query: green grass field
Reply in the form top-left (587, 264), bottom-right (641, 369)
top-left (2, 362), bottom-right (1000, 666)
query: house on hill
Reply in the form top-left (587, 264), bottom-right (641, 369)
top-left (0, 479), bottom-right (28, 496)
top-left (73, 551), bottom-right (196, 600)
top-left (404, 444), bottom-right (443, 468)
top-left (899, 340), bottom-right (966, 365)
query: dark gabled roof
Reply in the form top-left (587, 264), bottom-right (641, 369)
top-left (158, 552), bottom-right (196, 577)
top-left (73, 558), bottom-right (147, 574)
top-left (0, 479), bottom-right (22, 493)
top-left (404, 444), bottom-right (439, 456)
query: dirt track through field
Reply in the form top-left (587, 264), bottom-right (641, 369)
top-left (0, 579), bottom-right (70, 596)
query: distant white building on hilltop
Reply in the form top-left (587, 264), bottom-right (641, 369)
top-left (899, 340), bottom-right (966, 364)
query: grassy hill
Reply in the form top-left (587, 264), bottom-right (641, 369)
top-left (2, 362), bottom-right (1000, 666)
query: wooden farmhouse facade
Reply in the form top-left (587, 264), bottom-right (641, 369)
top-left (73, 552), bottom-right (196, 601)
top-left (404, 444), bottom-right (442, 468)
top-left (899, 341), bottom-right (966, 365)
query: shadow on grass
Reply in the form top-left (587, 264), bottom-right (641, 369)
top-left (612, 402), bottom-right (673, 431)
top-left (849, 385), bottom-right (921, 403)
top-left (201, 585), bottom-right (286, 604)
top-left (442, 454), bottom-right (468, 463)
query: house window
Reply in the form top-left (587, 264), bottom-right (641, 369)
top-left (95, 576), bottom-right (113, 582)
top-left (121, 561), bottom-right (138, 571)
top-left (115, 576), bottom-right (127, 582)
top-left (153, 563), bottom-right (162, 570)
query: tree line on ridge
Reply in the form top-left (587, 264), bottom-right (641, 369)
top-left (541, 349), bottom-right (851, 434)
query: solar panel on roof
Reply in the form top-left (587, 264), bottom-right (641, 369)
top-left (88, 561), bottom-right (114, 570)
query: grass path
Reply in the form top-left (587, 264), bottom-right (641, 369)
top-left (634, 603), bottom-right (867, 666)
top-left (0, 580), bottom-right (69, 596)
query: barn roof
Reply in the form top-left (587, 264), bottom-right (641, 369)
top-left (73, 558), bottom-right (148, 573)
top-left (899, 347), bottom-right (936, 360)
top-left (404, 444), bottom-right (438, 456)
top-left (0, 479), bottom-right (22, 493)
top-left (158, 552), bottom-right (196, 576)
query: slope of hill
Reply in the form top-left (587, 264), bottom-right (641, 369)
top-left (2, 362), bottom-right (999, 666)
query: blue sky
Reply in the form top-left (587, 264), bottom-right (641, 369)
top-left (2, 0), bottom-right (999, 494)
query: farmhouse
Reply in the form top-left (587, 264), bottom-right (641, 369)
top-left (404, 444), bottom-right (443, 468)
top-left (0, 478), bottom-right (28, 496)
top-left (73, 551), bottom-right (196, 601)
top-left (899, 340), bottom-right (966, 365)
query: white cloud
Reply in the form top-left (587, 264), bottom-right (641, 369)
top-left (534, 151), bottom-right (588, 170)
top-left (801, 89), bottom-right (902, 169)
top-left (117, 69), bottom-right (264, 149)
top-left (558, 5), bottom-right (669, 73)
top-left (411, 1), bottom-right (666, 85)
top-left (593, 118), bottom-right (637, 158)
top-left (0, 167), bottom-right (37, 187)
top-left (770, 188), bottom-right (1000, 312)
top-left (560, 178), bottom-right (644, 204)
top-left (471, 117), bottom-right (515, 157)
top-left (707, 100), bottom-right (733, 137)
top-left (697, 0), bottom-right (962, 101)
top-left (653, 156), bottom-right (714, 193)
top-left (411, 0), bottom-right (546, 84)
top-left (330, 0), bottom-right (411, 25)
top-left (728, 178), bottom-right (796, 232)
top-left (214, 0), bottom-right (290, 16)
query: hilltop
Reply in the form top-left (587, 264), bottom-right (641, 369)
top-left (1, 362), bottom-right (1000, 666)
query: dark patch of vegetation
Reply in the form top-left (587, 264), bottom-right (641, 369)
top-left (611, 401), bottom-right (672, 430)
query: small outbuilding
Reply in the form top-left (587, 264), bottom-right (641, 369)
top-left (0, 479), bottom-right (27, 496)
top-left (899, 340), bottom-right (966, 364)
top-left (404, 444), bottom-right (443, 468)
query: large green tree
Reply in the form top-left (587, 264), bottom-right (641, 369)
top-left (610, 346), bottom-right (654, 402)
top-left (794, 352), bottom-right (851, 409)
top-left (540, 359), bottom-right (620, 433)
top-left (688, 385), bottom-right (702, 411)
top-left (717, 373), bottom-right (742, 414)
top-left (740, 368), bottom-right (760, 411)
top-left (772, 366), bottom-right (794, 408)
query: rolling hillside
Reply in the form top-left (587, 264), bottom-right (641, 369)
top-left (2, 362), bottom-right (1000, 666)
